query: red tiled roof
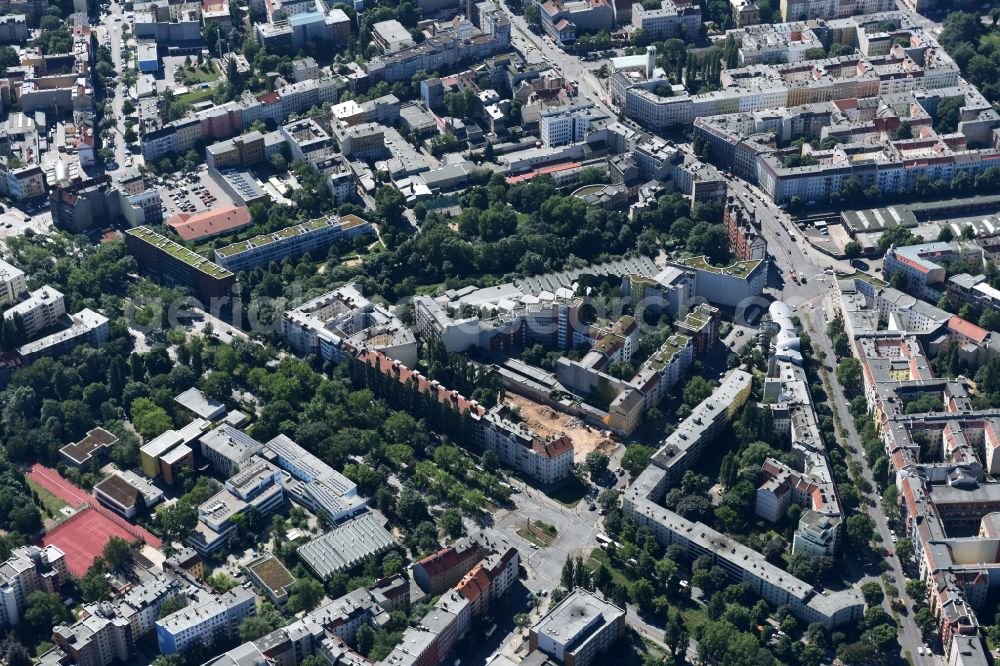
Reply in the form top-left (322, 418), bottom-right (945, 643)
top-left (455, 564), bottom-right (491, 604)
top-left (893, 253), bottom-right (931, 274)
top-left (357, 350), bottom-right (486, 417)
top-left (165, 205), bottom-right (252, 241)
top-left (948, 316), bottom-right (988, 344)
top-left (505, 162), bottom-right (582, 184)
top-left (532, 434), bottom-right (572, 459)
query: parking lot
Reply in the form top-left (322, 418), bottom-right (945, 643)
top-left (155, 166), bottom-right (237, 220)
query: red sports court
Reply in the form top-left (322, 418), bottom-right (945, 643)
top-left (27, 464), bottom-right (162, 575)
top-left (42, 508), bottom-right (139, 576)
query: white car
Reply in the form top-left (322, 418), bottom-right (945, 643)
top-left (918, 648), bottom-right (924, 656)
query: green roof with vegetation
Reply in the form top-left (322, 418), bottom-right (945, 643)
top-left (676, 255), bottom-right (762, 279)
top-left (646, 333), bottom-right (691, 370)
top-left (215, 213), bottom-right (370, 258)
top-left (126, 226), bottom-right (234, 279)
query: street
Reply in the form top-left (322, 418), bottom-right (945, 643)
top-left (497, 0), bottom-right (614, 115)
top-left (98, 0), bottom-right (138, 173)
top-left (731, 169), bottom-right (936, 662)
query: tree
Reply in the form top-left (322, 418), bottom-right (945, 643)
top-left (438, 508), bottom-right (464, 538)
top-left (844, 241), bottom-right (861, 259)
top-left (239, 614), bottom-right (281, 642)
top-left (597, 488), bottom-right (620, 512)
top-left (663, 611), bottom-right (688, 659)
top-left (0, 640), bottom-right (31, 666)
top-left (103, 536), bottom-right (132, 570)
top-left (914, 607), bottom-right (936, 638)
top-left (375, 186), bottom-right (406, 226)
top-left (934, 96), bottom-right (963, 134)
top-left (845, 514), bottom-right (874, 550)
top-left (157, 501), bottom-right (198, 542)
top-left (860, 581), bottom-right (884, 605)
top-left (22, 591), bottom-right (69, 634)
top-left (288, 578), bottom-right (324, 612)
top-left (129, 397), bottom-right (172, 438)
top-left (202, 371), bottom-right (233, 402)
top-left (585, 451), bottom-right (609, 478)
top-left (80, 565), bottom-right (111, 602)
top-left (397, 487), bottom-right (428, 526)
top-left (905, 578), bottom-right (927, 601)
top-left (863, 623), bottom-right (898, 655)
top-left (524, 2), bottom-right (540, 25)
top-left (836, 357), bottom-right (863, 397)
top-left (682, 375), bottom-right (713, 407)
top-left (356, 624), bottom-right (376, 656)
top-left (620, 444), bottom-right (654, 478)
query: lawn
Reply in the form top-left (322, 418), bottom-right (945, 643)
top-left (177, 64), bottom-right (219, 84)
top-left (586, 548), bottom-right (635, 590)
top-left (533, 520), bottom-right (557, 538)
top-left (26, 477), bottom-right (67, 516)
top-left (548, 477), bottom-right (588, 507)
top-left (177, 86), bottom-right (217, 106)
top-left (516, 528), bottom-right (548, 548)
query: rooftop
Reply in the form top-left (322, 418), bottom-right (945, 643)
top-left (165, 206), bottom-right (253, 241)
top-left (125, 227), bottom-right (234, 280)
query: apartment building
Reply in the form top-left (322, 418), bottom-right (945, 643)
top-left (0, 545), bottom-right (67, 627)
top-left (0, 14), bottom-right (27, 43)
top-left (123, 227), bottom-right (237, 303)
top-left (0, 259), bottom-right (26, 308)
top-left (364, 9), bottom-right (510, 82)
top-left (481, 405), bottom-right (576, 485)
top-left (631, 0), bottom-right (701, 40)
top-left (156, 587), bottom-right (256, 655)
top-left (529, 588), bottom-right (625, 666)
top-left (413, 538), bottom-right (483, 596)
top-left (142, 77), bottom-right (340, 161)
top-left (539, 104), bottom-right (596, 147)
top-left (780, 0), bottom-right (894, 21)
top-left (49, 578), bottom-right (179, 666)
top-left (4, 285), bottom-right (65, 338)
top-left (205, 130), bottom-right (266, 170)
top-left (883, 240), bottom-right (984, 302)
top-left (353, 349), bottom-right (576, 484)
top-left (540, 0), bottom-right (614, 44)
top-left (213, 213), bottom-right (373, 273)
top-left (16, 308), bottom-right (109, 361)
top-left (281, 283), bottom-right (417, 367)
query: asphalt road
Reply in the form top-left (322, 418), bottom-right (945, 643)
top-left (100, 0), bottom-right (137, 172)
